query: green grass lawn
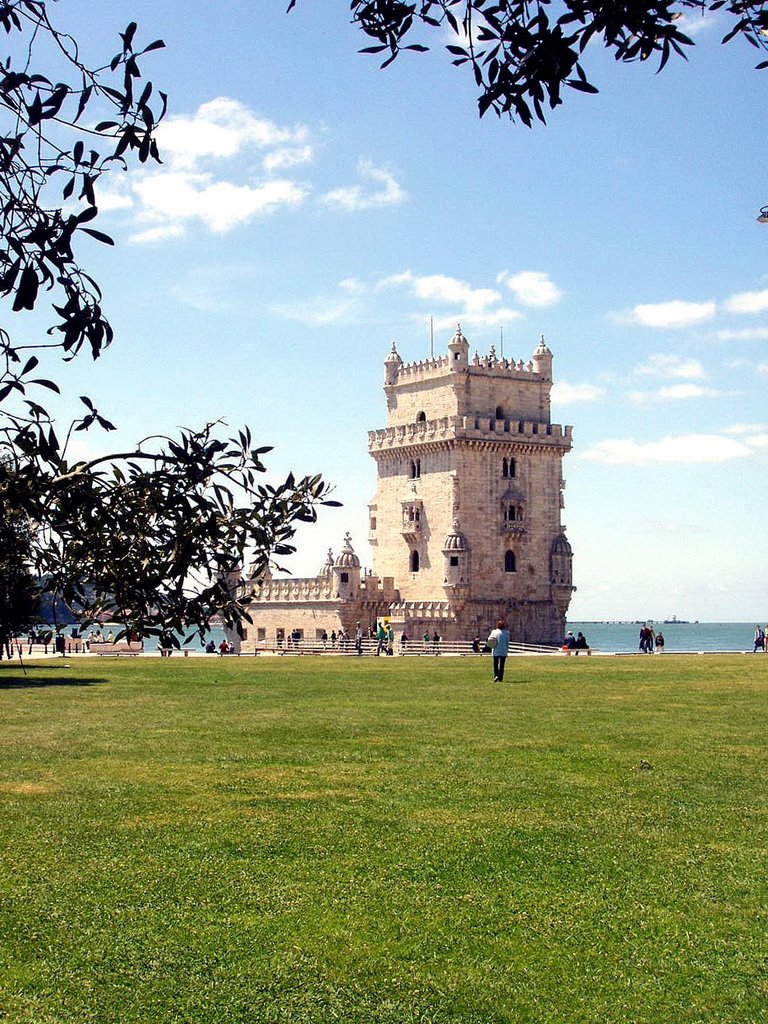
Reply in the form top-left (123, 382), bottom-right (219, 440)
top-left (1, 654), bottom-right (766, 1024)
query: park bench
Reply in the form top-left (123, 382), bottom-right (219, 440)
top-left (90, 641), bottom-right (143, 657)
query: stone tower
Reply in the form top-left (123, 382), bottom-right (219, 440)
top-left (367, 326), bottom-right (574, 644)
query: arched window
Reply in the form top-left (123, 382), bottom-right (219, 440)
top-left (414, 458), bottom-right (421, 478)
top-left (495, 406), bottom-right (504, 421)
top-left (416, 411), bottom-right (426, 423)
top-left (504, 550), bottom-right (516, 573)
top-left (502, 458), bottom-right (509, 478)
top-left (508, 457), bottom-right (516, 478)
top-left (410, 550), bottom-right (420, 572)
top-left (506, 505), bottom-right (516, 522)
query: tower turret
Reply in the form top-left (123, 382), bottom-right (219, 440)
top-left (319, 548), bottom-right (334, 577)
top-left (448, 323), bottom-right (469, 369)
top-left (532, 334), bottom-right (553, 380)
top-left (332, 533), bottom-right (361, 598)
top-left (384, 342), bottom-right (403, 385)
top-left (442, 518), bottom-right (470, 591)
top-left (550, 533), bottom-right (573, 590)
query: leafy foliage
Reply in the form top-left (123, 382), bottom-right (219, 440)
top-left (0, 476), bottom-right (38, 656)
top-left (1, 422), bottom-right (337, 644)
top-left (0, 2), bottom-right (336, 645)
top-left (295, 1), bottom-right (768, 124)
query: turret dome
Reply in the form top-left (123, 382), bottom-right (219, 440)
top-left (534, 334), bottom-right (552, 357)
top-left (384, 342), bottom-right (403, 385)
top-left (319, 548), bottom-right (334, 576)
top-left (334, 532), bottom-right (361, 568)
top-left (442, 518), bottom-right (469, 552)
top-left (551, 533), bottom-right (572, 555)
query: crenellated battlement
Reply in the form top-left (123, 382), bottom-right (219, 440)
top-left (240, 576), bottom-right (336, 604)
top-left (396, 354), bottom-right (450, 380)
top-left (368, 415), bottom-right (572, 453)
top-left (240, 572), bottom-right (398, 605)
top-left (392, 350), bottom-right (545, 383)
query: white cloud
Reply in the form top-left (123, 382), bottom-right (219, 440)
top-left (95, 188), bottom-right (134, 212)
top-left (656, 383), bottom-right (721, 400)
top-left (270, 296), bottom-right (357, 326)
top-left (156, 97), bottom-right (308, 170)
top-left (263, 145), bottom-right (314, 173)
top-left (629, 383), bottom-right (729, 403)
top-left (675, 11), bottom-right (720, 35)
top-left (746, 434), bottom-right (768, 448)
top-left (135, 173), bottom-right (308, 233)
top-left (724, 288), bottom-right (768, 315)
top-left (723, 423), bottom-right (768, 435)
top-left (634, 354), bottom-right (705, 379)
top-left (716, 327), bottom-right (768, 341)
top-left (551, 381), bottom-right (604, 403)
top-left (497, 270), bottom-right (563, 308)
top-left (429, 308), bottom-right (523, 332)
top-left (99, 97), bottom-right (407, 242)
top-left (630, 300), bottom-right (716, 329)
top-left (323, 160), bottom-right (406, 211)
top-left (337, 277), bottom-right (367, 294)
top-left (756, 362), bottom-right (768, 377)
top-left (96, 98), bottom-right (316, 241)
top-left (129, 223), bottom-right (186, 245)
top-left (582, 434), bottom-right (752, 465)
top-left (275, 268), bottom-right (528, 336)
top-left (381, 271), bottom-right (500, 312)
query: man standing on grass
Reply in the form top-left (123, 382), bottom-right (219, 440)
top-left (487, 620), bottom-right (510, 683)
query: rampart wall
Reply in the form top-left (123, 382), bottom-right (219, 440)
top-left (368, 416), bottom-right (572, 453)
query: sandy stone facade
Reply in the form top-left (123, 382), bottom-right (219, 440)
top-left (237, 327), bottom-right (574, 651)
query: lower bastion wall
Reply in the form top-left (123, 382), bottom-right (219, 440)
top-left (237, 572), bottom-right (398, 653)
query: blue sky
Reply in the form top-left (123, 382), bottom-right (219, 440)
top-left (31, 2), bottom-right (768, 622)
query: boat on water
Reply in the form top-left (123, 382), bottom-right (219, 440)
top-left (663, 615), bottom-right (692, 624)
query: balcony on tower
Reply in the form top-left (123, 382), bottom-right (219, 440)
top-left (500, 488), bottom-right (527, 535)
top-left (401, 499), bottom-right (424, 537)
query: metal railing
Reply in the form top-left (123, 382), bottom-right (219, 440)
top-left (244, 637), bottom-right (565, 657)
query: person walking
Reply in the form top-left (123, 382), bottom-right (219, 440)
top-left (377, 622), bottom-right (387, 656)
top-left (487, 619), bottom-right (510, 683)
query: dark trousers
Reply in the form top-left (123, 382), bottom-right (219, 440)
top-left (493, 655), bottom-right (507, 681)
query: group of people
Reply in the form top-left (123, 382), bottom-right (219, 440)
top-left (639, 624), bottom-right (665, 654)
top-left (562, 630), bottom-right (590, 654)
top-left (423, 630), bottom-right (441, 653)
top-left (202, 639), bottom-right (235, 655)
top-left (753, 625), bottom-right (768, 652)
top-left (319, 629), bottom-right (351, 649)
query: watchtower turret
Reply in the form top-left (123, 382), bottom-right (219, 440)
top-left (384, 342), bottom-right (403, 385)
top-left (448, 323), bottom-right (469, 370)
top-left (442, 517), bottom-right (471, 602)
top-left (532, 334), bottom-right (553, 380)
top-left (333, 532), bottom-right (361, 598)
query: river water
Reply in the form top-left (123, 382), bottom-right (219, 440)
top-left (566, 621), bottom-right (763, 655)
